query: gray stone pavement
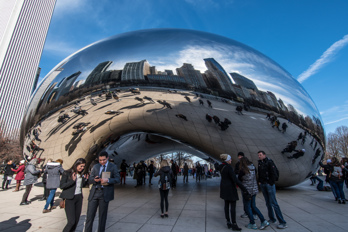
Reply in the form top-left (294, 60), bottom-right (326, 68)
top-left (0, 175), bottom-right (347, 232)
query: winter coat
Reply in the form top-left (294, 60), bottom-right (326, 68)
top-left (219, 162), bottom-right (248, 201)
top-left (45, 162), bottom-right (65, 189)
top-left (258, 157), bottom-right (277, 185)
top-left (23, 164), bottom-right (41, 186)
top-left (12, 164), bottom-right (25, 181)
top-left (238, 164), bottom-right (258, 196)
top-left (183, 165), bottom-right (189, 175)
top-left (154, 166), bottom-right (174, 189)
top-left (4, 164), bottom-right (15, 176)
top-left (59, 170), bottom-right (88, 200)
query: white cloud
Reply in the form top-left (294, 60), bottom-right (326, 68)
top-left (297, 34), bottom-right (348, 83)
top-left (325, 116), bottom-right (348, 125)
top-left (44, 40), bottom-right (80, 57)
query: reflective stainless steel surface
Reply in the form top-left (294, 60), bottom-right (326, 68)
top-left (21, 29), bottom-right (325, 187)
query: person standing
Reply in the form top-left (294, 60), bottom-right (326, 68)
top-left (2, 159), bottom-right (15, 190)
top-left (43, 159), bottom-right (65, 213)
top-left (183, 163), bottom-right (189, 183)
top-left (120, 159), bottom-right (129, 185)
top-left (148, 160), bottom-right (155, 185)
top-left (60, 158), bottom-right (89, 232)
top-left (39, 158), bottom-right (53, 201)
top-left (219, 154), bottom-right (249, 231)
top-left (257, 151), bottom-right (287, 229)
top-left (11, 160), bottom-right (26, 192)
top-left (196, 162), bottom-right (203, 182)
top-left (84, 151), bottom-right (120, 232)
top-left (20, 158), bottom-right (42, 205)
top-left (170, 160), bottom-right (177, 188)
top-left (238, 157), bottom-right (269, 230)
top-left (154, 160), bottom-right (174, 218)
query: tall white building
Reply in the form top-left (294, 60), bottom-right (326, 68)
top-left (0, 0), bottom-right (56, 138)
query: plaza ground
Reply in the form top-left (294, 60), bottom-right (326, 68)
top-left (0, 175), bottom-right (347, 232)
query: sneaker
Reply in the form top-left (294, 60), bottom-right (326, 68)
top-left (277, 224), bottom-right (288, 229)
top-left (259, 220), bottom-right (270, 230)
top-left (246, 223), bottom-right (258, 230)
top-left (338, 200), bottom-right (342, 204)
top-left (42, 209), bottom-right (51, 213)
top-left (253, 214), bottom-right (258, 220)
top-left (240, 213), bottom-right (248, 218)
top-left (342, 200), bottom-right (346, 204)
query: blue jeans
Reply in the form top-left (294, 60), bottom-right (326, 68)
top-left (44, 188), bottom-right (57, 210)
top-left (244, 194), bottom-right (265, 224)
top-left (330, 181), bottom-right (345, 200)
top-left (260, 183), bottom-right (286, 224)
top-left (328, 180), bottom-right (338, 198)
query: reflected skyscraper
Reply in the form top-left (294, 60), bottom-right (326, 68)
top-left (230, 72), bottom-right (258, 91)
top-left (0, 0), bottom-right (56, 138)
top-left (204, 58), bottom-right (234, 92)
top-left (176, 63), bottom-right (206, 88)
top-left (121, 60), bottom-right (150, 81)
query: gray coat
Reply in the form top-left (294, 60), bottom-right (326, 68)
top-left (239, 164), bottom-right (258, 196)
top-left (23, 164), bottom-right (41, 186)
top-left (45, 162), bottom-right (65, 189)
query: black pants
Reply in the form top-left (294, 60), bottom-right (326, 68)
top-left (63, 194), bottom-right (83, 232)
top-left (22, 184), bottom-right (33, 203)
top-left (183, 174), bottom-right (188, 183)
top-left (85, 189), bottom-right (109, 232)
top-left (159, 189), bottom-right (169, 214)
top-left (224, 200), bottom-right (237, 223)
top-left (2, 175), bottom-right (10, 189)
top-left (149, 173), bottom-right (153, 184)
top-left (43, 182), bottom-right (49, 198)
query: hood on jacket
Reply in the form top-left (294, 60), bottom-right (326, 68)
top-left (47, 162), bottom-right (61, 169)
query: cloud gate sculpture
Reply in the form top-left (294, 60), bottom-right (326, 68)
top-left (21, 29), bottom-right (325, 187)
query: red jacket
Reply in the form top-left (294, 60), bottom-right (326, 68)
top-left (12, 164), bottom-right (25, 180)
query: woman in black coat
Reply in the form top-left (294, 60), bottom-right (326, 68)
top-left (219, 154), bottom-right (249, 231)
top-left (60, 158), bottom-right (89, 232)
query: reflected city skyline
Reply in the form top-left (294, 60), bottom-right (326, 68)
top-left (21, 29), bottom-right (325, 187)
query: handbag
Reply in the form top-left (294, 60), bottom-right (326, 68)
top-left (59, 199), bottom-right (65, 209)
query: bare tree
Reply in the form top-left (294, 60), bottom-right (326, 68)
top-left (326, 126), bottom-right (348, 158)
top-left (0, 128), bottom-right (22, 164)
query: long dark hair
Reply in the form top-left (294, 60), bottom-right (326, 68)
top-left (69, 158), bottom-right (86, 174)
top-left (239, 157), bottom-right (253, 174)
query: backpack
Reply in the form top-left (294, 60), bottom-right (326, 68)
top-left (268, 159), bottom-right (279, 181)
top-left (332, 166), bottom-right (343, 179)
top-left (158, 172), bottom-right (171, 190)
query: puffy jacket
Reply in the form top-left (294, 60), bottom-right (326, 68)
top-left (23, 164), bottom-right (41, 186)
top-left (238, 164), bottom-right (258, 195)
top-left (45, 162), bottom-right (64, 189)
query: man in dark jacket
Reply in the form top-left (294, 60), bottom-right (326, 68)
top-left (85, 151), bottom-right (120, 232)
top-left (170, 160), bottom-right (177, 188)
top-left (2, 159), bottom-right (15, 190)
top-left (147, 160), bottom-right (155, 185)
top-left (258, 151), bottom-right (287, 229)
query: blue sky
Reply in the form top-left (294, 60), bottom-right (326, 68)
top-left (39, 0), bottom-right (348, 136)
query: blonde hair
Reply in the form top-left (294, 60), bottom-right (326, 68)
top-left (160, 160), bottom-right (169, 168)
top-left (220, 154), bottom-right (229, 161)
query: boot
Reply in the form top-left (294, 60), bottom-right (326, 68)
top-left (226, 221), bottom-right (232, 229)
top-left (231, 223), bottom-right (242, 231)
top-left (13, 183), bottom-right (20, 192)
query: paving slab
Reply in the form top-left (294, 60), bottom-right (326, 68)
top-left (0, 175), bottom-right (347, 232)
